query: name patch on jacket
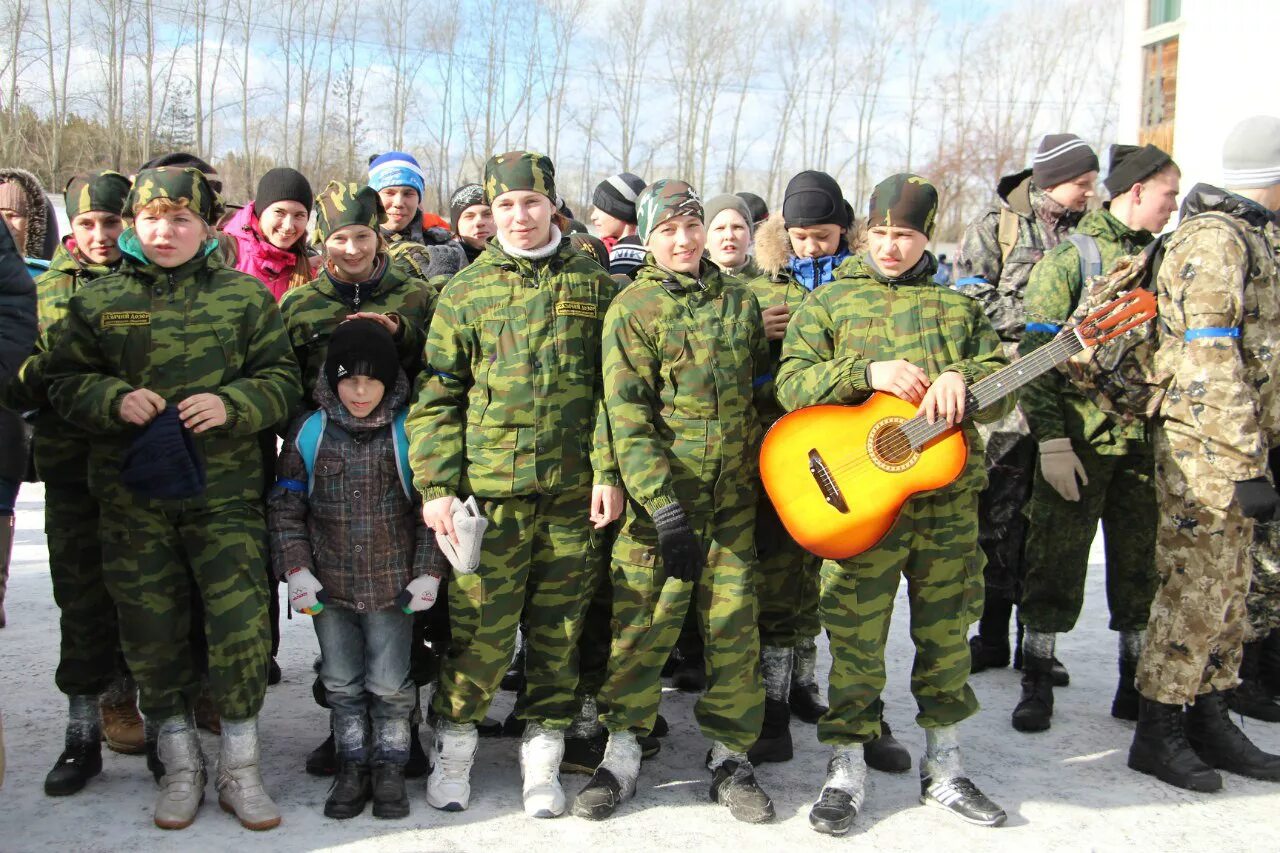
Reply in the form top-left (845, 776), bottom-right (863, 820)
top-left (101, 311), bottom-right (150, 328)
top-left (555, 300), bottom-right (597, 319)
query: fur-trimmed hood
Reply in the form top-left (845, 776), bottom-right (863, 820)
top-left (0, 167), bottom-right (53, 260)
top-left (752, 214), bottom-right (793, 278)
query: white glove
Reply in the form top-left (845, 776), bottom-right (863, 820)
top-left (436, 496), bottom-right (488, 575)
top-left (1039, 438), bottom-right (1088, 502)
top-left (285, 567), bottom-right (327, 615)
top-left (396, 574), bottom-right (442, 613)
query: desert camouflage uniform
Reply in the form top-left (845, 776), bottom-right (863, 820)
top-left (1246, 223), bottom-right (1280, 643)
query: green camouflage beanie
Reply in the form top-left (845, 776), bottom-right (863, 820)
top-left (867, 173), bottom-right (938, 238)
top-left (126, 166), bottom-right (219, 223)
top-left (636, 179), bottom-right (704, 245)
top-left (315, 181), bottom-right (385, 241)
top-left (65, 170), bottom-right (132, 219)
top-left (484, 151), bottom-right (556, 203)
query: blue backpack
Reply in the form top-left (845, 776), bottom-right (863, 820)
top-left (293, 408), bottom-right (413, 498)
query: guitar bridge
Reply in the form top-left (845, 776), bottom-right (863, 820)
top-left (808, 449), bottom-right (849, 514)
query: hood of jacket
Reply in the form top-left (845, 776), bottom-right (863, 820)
top-left (0, 167), bottom-right (53, 260)
top-left (312, 366), bottom-right (409, 434)
top-left (753, 213), bottom-right (793, 278)
top-left (997, 169), bottom-right (1035, 216)
top-left (1180, 182), bottom-right (1275, 229)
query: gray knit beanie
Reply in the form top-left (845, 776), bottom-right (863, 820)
top-left (1222, 116), bottom-right (1280, 189)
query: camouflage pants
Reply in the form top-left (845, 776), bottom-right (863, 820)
top-left (46, 476), bottom-right (127, 696)
top-left (818, 489), bottom-right (983, 745)
top-left (1246, 520), bottom-right (1280, 643)
top-left (976, 409), bottom-right (1036, 600)
top-left (432, 488), bottom-right (602, 729)
top-left (1020, 445), bottom-right (1158, 634)
top-left (1137, 437), bottom-right (1251, 705)
top-left (575, 535), bottom-right (614, 702)
top-left (98, 495), bottom-right (271, 720)
top-left (598, 498), bottom-right (763, 754)
top-left (755, 486), bottom-right (821, 648)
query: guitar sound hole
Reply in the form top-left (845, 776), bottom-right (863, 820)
top-left (867, 419), bottom-right (918, 472)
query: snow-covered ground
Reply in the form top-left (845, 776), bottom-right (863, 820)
top-left (2, 482), bottom-right (1280, 852)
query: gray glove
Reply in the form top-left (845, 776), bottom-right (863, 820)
top-left (436, 496), bottom-right (488, 575)
top-left (1039, 438), bottom-right (1088, 502)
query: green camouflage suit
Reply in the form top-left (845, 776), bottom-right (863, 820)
top-left (407, 236), bottom-right (617, 730)
top-left (0, 243), bottom-right (126, 696)
top-left (775, 253), bottom-right (1011, 744)
top-left (744, 270), bottom-right (821, 649)
top-left (44, 176), bottom-right (302, 721)
top-left (597, 256), bottom-right (770, 753)
top-left (1017, 208), bottom-right (1158, 634)
top-left (1138, 191), bottom-right (1280, 705)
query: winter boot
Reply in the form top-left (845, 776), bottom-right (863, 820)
top-left (1227, 642), bottom-right (1280, 722)
top-left (789, 637), bottom-right (829, 724)
top-left (216, 716), bottom-right (281, 831)
top-left (520, 724), bottom-right (567, 818)
top-left (919, 725), bottom-right (1006, 826)
top-left (305, 732), bottom-right (338, 776)
top-left (1011, 620), bottom-right (1070, 685)
top-left (572, 730), bottom-right (641, 820)
top-left (324, 762), bottom-right (372, 819)
top-left (1012, 633), bottom-right (1057, 732)
top-left (748, 646), bottom-right (793, 764)
top-left (44, 695), bottom-right (103, 796)
top-left (562, 697), bottom-right (605, 775)
top-left (153, 714), bottom-right (207, 830)
top-left (427, 719), bottom-right (478, 811)
top-left (1111, 631), bottom-right (1143, 721)
top-left (808, 748), bottom-right (866, 836)
top-left (1127, 696), bottom-right (1222, 791)
top-left (371, 717), bottom-right (411, 818)
top-left (1187, 690), bottom-right (1280, 781)
top-left (707, 742), bottom-right (775, 824)
top-left (145, 715), bottom-right (165, 783)
top-left (968, 595), bottom-right (1012, 672)
top-left (0, 515), bottom-right (12, 628)
top-left (1261, 630), bottom-right (1280, 696)
top-left (100, 676), bottom-right (145, 755)
top-left (864, 710), bottom-right (911, 773)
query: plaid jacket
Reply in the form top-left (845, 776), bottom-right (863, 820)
top-left (269, 371), bottom-right (442, 612)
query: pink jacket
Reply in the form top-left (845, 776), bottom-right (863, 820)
top-left (222, 203), bottom-right (313, 301)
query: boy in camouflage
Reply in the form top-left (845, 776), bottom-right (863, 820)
top-left (1011, 144), bottom-right (1177, 733)
top-left (777, 174), bottom-right (1010, 835)
top-left (0, 170), bottom-right (149, 792)
top-left (44, 166), bottom-right (302, 831)
top-left (1127, 117), bottom-right (1280, 793)
top-left (407, 150), bottom-right (621, 818)
top-left (369, 151), bottom-right (467, 282)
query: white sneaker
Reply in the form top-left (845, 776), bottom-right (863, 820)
top-left (426, 721), bottom-right (478, 811)
top-left (520, 724), bottom-right (566, 818)
top-left (154, 718), bottom-right (206, 830)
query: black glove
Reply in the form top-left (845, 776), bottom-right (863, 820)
top-left (653, 502), bottom-right (705, 583)
top-left (1235, 477), bottom-right (1280, 521)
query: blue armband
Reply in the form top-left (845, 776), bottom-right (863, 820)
top-left (753, 373), bottom-right (773, 389)
top-left (955, 276), bottom-right (988, 288)
top-left (1184, 327), bottom-right (1241, 341)
top-left (276, 478), bottom-right (306, 493)
top-left (1025, 322), bottom-right (1062, 334)
top-left (434, 370), bottom-right (461, 381)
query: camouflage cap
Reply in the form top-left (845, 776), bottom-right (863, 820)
top-left (314, 181), bottom-right (386, 241)
top-left (126, 166), bottom-right (219, 223)
top-left (64, 170), bottom-right (132, 219)
top-left (636, 179), bottom-right (704, 245)
top-left (867, 173), bottom-right (938, 238)
top-left (483, 151), bottom-right (556, 204)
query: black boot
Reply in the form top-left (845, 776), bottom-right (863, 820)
top-left (44, 696), bottom-right (103, 797)
top-left (1261, 630), bottom-right (1280, 696)
top-left (404, 725), bottom-right (430, 778)
top-left (371, 762), bottom-right (410, 819)
top-left (1226, 642), bottom-right (1280, 722)
top-left (1011, 654), bottom-right (1055, 732)
top-left (864, 716), bottom-right (911, 773)
top-left (306, 732), bottom-right (338, 776)
top-left (324, 760), bottom-right (372, 819)
top-left (1011, 621), bottom-right (1070, 686)
top-left (671, 659), bottom-right (706, 693)
top-left (562, 730), bottom-right (606, 775)
top-left (1112, 655), bottom-right (1140, 721)
top-left (573, 767), bottom-right (626, 820)
top-left (1127, 696), bottom-right (1222, 791)
top-left (747, 699), bottom-right (793, 765)
top-left (1187, 690), bottom-right (1280, 781)
top-left (969, 596), bottom-right (1012, 672)
top-left (709, 759), bottom-right (776, 824)
top-left (789, 684), bottom-right (828, 724)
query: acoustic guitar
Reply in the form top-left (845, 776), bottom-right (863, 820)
top-left (759, 290), bottom-right (1157, 560)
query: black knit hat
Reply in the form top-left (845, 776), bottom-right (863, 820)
top-left (253, 167), bottom-right (314, 217)
top-left (736, 191), bottom-right (770, 225)
top-left (1104, 144), bottom-right (1174, 196)
top-left (592, 172), bottom-right (646, 224)
top-left (1032, 134), bottom-right (1100, 189)
top-left (783, 171), bottom-right (851, 229)
top-left (119, 407), bottom-right (206, 500)
top-left (449, 183), bottom-right (486, 232)
top-left (325, 318), bottom-right (399, 394)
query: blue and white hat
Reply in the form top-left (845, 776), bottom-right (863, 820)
top-left (369, 151), bottom-right (426, 196)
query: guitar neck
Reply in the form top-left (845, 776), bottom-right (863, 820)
top-left (901, 330), bottom-right (1085, 450)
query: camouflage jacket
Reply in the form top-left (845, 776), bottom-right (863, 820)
top-left (956, 169), bottom-right (1083, 341)
top-left (384, 222), bottom-right (468, 283)
top-left (407, 236), bottom-right (619, 500)
top-left (1153, 185), bottom-right (1280, 510)
top-left (1019, 208), bottom-right (1151, 453)
top-left (279, 258), bottom-right (436, 408)
top-left (745, 270), bottom-right (813, 426)
top-left (43, 231), bottom-right (302, 502)
top-left (776, 253), bottom-right (1012, 493)
top-left (602, 256), bottom-right (769, 517)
